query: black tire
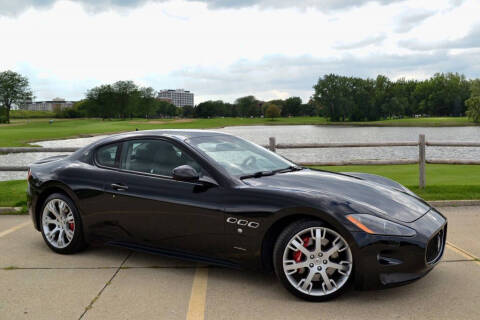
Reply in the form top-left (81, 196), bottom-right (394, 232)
top-left (273, 219), bottom-right (353, 301)
top-left (39, 193), bottom-right (87, 254)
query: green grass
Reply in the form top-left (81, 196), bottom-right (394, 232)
top-left (0, 116), bottom-right (476, 147)
top-left (0, 180), bottom-right (28, 212)
top-left (312, 164), bottom-right (480, 200)
top-left (1, 164), bottom-right (479, 215)
top-left (327, 117), bottom-right (476, 127)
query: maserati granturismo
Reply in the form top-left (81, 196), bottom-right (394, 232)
top-left (27, 130), bottom-right (447, 301)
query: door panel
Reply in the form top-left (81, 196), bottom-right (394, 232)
top-left (99, 138), bottom-right (228, 259)
top-left (104, 172), bottom-right (227, 257)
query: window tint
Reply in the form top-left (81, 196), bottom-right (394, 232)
top-left (120, 139), bottom-right (203, 177)
top-left (96, 144), bottom-right (119, 168)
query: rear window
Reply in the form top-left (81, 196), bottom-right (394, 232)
top-left (95, 144), bottom-right (119, 168)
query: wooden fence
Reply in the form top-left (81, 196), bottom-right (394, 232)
top-left (1, 134), bottom-right (480, 188)
top-left (266, 134), bottom-right (480, 189)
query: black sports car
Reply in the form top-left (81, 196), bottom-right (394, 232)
top-left (27, 130), bottom-right (447, 301)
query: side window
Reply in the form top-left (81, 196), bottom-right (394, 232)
top-left (95, 144), bottom-right (119, 168)
top-left (120, 139), bottom-right (203, 177)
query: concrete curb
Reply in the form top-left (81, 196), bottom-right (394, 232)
top-left (0, 207), bottom-right (23, 214)
top-left (427, 200), bottom-right (480, 207)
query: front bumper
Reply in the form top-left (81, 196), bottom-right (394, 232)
top-left (352, 208), bottom-right (447, 290)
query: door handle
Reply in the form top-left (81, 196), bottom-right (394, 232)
top-left (111, 183), bottom-right (128, 191)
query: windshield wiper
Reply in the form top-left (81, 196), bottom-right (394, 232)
top-left (275, 165), bottom-right (304, 174)
top-left (240, 170), bottom-right (276, 180)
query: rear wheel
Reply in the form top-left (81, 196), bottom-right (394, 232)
top-left (273, 220), bottom-right (353, 301)
top-left (40, 193), bottom-right (86, 254)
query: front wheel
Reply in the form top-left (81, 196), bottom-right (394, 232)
top-left (40, 193), bottom-right (86, 254)
top-left (273, 220), bottom-right (353, 301)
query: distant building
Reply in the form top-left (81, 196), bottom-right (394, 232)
top-left (157, 89), bottom-right (194, 107)
top-left (24, 98), bottom-right (75, 112)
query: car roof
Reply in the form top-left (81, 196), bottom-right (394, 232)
top-left (122, 129), bottom-right (228, 139)
top-left (91, 129), bottom-right (231, 147)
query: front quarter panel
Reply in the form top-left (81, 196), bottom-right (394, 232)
top-left (221, 185), bottom-right (364, 269)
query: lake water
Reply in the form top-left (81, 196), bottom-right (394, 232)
top-left (1, 125), bottom-right (479, 181)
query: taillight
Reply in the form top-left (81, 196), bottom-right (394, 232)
top-left (27, 169), bottom-right (32, 181)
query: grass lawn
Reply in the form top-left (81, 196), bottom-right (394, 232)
top-left (2, 164), bottom-right (479, 214)
top-left (0, 180), bottom-right (28, 212)
top-left (330, 117), bottom-right (476, 127)
top-left (0, 116), bottom-right (476, 147)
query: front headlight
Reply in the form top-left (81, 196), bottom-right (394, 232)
top-left (347, 214), bottom-right (416, 237)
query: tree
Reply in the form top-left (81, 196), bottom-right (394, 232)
top-left (299, 102), bottom-right (318, 116)
top-left (182, 105), bottom-right (194, 118)
top-left (374, 75), bottom-right (392, 119)
top-left (466, 96), bottom-right (480, 123)
top-left (0, 70), bottom-right (32, 123)
top-left (415, 73), bottom-right (470, 116)
top-left (194, 100), bottom-right (227, 118)
top-left (155, 100), bottom-right (177, 117)
top-left (265, 104), bottom-right (281, 120)
top-left (283, 97), bottom-right (302, 116)
top-left (470, 79), bottom-right (480, 97)
top-left (313, 74), bottom-right (358, 121)
top-left (112, 81), bottom-right (139, 119)
top-left (85, 84), bottom-right (116, 119)
top-left (136, 87), bottom-right (157, 118)
top-left (313, 74), bottom-right (344, 121)
top-left (235, 96), bottom-right (260, 117)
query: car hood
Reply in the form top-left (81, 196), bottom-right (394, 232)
top-left (243, 169), bottom-right (430, 223)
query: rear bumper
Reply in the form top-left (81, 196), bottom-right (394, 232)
top-left (353, 208), bottom-right (447, 290)
top-left (27, 182), bottom-right (41, 231)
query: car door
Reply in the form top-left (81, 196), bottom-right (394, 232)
top-left (100, 138), bottom-right (228, 259)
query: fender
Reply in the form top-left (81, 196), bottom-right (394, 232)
top-left (31, 180), bottom-right (81, 230)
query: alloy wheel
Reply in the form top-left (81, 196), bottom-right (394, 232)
top-left (282, 226), bottom-right (353, 296)
top-left (41, 199), bottom-right (75, 249)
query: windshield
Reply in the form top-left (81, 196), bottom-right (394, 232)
top-left (186, 135), bottom-right (296, 177)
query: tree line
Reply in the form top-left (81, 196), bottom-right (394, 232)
top-left (1, 70), bottom-right (480, 123)
top-left (69, 72), bottom-right (480, 122)
top-left (193, 96), bottom-right (318, 118)
top-left (61, 85), bottom-right (319, 119)
top-left (313, 73), bottom-right (477, 121)
top-left (62, 81), bottom-right (183, 119)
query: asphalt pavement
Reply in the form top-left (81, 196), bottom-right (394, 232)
top-left (0, 206), bottom-right (479, 320)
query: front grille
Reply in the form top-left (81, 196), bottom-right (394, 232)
top-left (426, 227), bottom-right (446, 264)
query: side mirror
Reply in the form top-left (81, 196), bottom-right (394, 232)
top-left (172, 165), bottom-right (199, 182)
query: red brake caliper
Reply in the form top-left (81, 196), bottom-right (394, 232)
top-left (293, 236), bottom-right (310, 262)
top-left (69, 222), bottom-right (75, 231)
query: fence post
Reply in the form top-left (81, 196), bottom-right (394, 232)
top-left (269, 137), bottom-right (276, 152)
top-left (419, 134), bottom-right (426, 189)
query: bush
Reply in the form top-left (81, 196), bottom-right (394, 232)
top-left (10, 109), bottom-right (56, 119)
top-left (265, 104), bottom-right (281, 119)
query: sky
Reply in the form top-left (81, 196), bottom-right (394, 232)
top-left (1, 0), bottom-right (479, 103)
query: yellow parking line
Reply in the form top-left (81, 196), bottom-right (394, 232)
top-left (186, 267), bottom-right (209, 320)
top-left (0, 221), bottom-right (30, 238)
top-left (446, 241), bottom-right (480, 266)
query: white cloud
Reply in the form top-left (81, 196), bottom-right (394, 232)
top-left (0, 0), bottom-right (408, 16)
top-left (0, 0), bottom-right (479, 103)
